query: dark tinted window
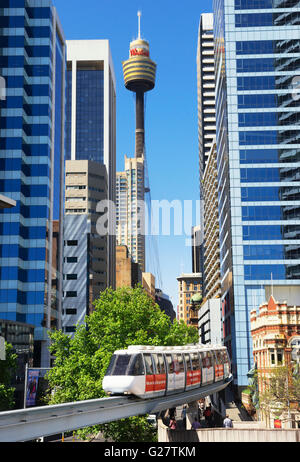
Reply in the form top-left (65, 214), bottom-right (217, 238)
top-left (128, 354), bottom-right (144, 376)
top-left (105, 354), bottom-right (131, 376)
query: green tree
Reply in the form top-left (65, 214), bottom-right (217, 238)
top-left (46, 286), bottom-right (198, 441)
top-left (0, 342), bottom-right (18, 411)
top-left (259, 364), bottom-right (300, 423)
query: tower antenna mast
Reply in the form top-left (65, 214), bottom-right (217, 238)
top-left (137, 10), bottom-right (141, 39)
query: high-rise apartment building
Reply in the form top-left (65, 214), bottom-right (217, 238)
top-left (203, 139), bottom-right (221, 300)
top-left (0, 1), bottom-right (66, 367)
top-left (65, 40), bottom-right (116, 289)
top-left (62, 160), bottom-right (108, 335)
top-left (116, 155), bottom-right (145, 273)
top-left (197, 13), bottom-right (216, 180)
top-left (196, 13), bottom-right (216, 286)
top-left (213, 0), bottom-right (300, 389)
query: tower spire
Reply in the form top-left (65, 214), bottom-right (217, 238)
top-left (137, 10), bottom-right (141, 39)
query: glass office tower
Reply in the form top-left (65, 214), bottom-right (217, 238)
top-left (213, 0), bottom-right (300, 389)
top-left (0, 0), bottom-right (66, 366)
top-left (65, 40), bottom-right (116, 290)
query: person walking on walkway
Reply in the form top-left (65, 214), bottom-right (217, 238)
top-left (223, 415), bottom-right (233, 428)
top-left (192, 418), bottom-right (201, 430)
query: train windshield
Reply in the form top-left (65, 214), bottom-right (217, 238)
top-left (105, 354), bottom-right (131, 376)
top-left (105, 353), bottom-right (145, 376)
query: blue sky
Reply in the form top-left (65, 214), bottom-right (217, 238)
top-left (54, 0), bottom-right (213, 311)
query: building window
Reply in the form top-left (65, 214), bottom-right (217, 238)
top-left (65, 257), bottom-right (78, 263)
top-left (66, 274), bottom-right (77, 280)
top-left (65, 291), bottom-right (77, 297)
top-left (66, 240), bottom-right (78, 246)
top-left (66, 308), bottom-right (77, 315)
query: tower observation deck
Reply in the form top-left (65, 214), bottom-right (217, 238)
top-left (122, 11), bottom-right (156, 158)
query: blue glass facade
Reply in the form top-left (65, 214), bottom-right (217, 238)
top-left (213, 0), bottom-right (300, 386)
top-left (65, 66), bottom-right (104, 163)
top-left (0, 0), bottom-right (65, 363)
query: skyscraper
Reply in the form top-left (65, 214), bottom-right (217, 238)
top-left (118, 12), bottom-right (157, 276)
top-left (213, 0), bottom-right (300, 390)
top-left (197, 13), bottom-right (216, 180)
top-left (0, 0), bottom-right (66, 367)
top-left (116, 155), bottom-right (145, 273)
top-left (65, 40), bottom-right (116, 289)
top-left (196, 13), bottom-right (216, 290)
top-left (62, 160), bottom-right (108, 335)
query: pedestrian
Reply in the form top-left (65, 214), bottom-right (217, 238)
top-left (181, 406), bottom-right (187, 429)
top-left (223, 414), bottom-right (233, 428)
top-left (204, 405), bottom-right (212, 426)
top-left (169, 417), bottom-right (177, 430)
top-left (191, 417), bottom-right (201, 430)
top-left (198, 400), bottom-right (205, 419)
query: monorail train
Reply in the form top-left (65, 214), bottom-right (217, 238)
top-left (102, 344), bottom-right (231, 399)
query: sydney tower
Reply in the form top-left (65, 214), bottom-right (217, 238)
top-left (122, 12), bottom-right (157, 158)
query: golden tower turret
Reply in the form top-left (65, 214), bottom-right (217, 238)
top-left (122, 11), bottom-right (157, 158)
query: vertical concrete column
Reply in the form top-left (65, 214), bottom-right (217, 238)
top-left (186, 401), bottom-right (199, 430)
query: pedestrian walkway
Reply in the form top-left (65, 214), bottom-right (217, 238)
top-left (225, 401), bottom-right (264, 429)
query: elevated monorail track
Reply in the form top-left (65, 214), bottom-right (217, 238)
top-left (0, 375), bottom-right (232, 442)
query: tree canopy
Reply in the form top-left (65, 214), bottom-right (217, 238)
top-left (0, 342), bottom-right (17, 412)
top-left (46, 286), bottom-right (198, 441)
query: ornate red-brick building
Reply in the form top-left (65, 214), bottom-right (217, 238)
top-left (250, 295), bottom-right (300, 428)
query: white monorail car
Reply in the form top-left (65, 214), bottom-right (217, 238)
top-left (102, 344), bottom-right (231, 399)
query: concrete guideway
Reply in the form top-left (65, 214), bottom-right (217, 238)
top-left (0, 376), bottom-right (232, 442)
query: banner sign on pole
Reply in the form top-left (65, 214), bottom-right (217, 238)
top-left (25, 369), bottom-right (40, 407)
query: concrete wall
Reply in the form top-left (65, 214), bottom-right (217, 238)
top-left (158, 421), bottom-right (300, 443)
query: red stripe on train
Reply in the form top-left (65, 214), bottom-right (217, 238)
top-left (145, 374), bottom-right (166, 392)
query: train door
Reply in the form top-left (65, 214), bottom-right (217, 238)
top-left (214, 350), bottom-right (224, 382)
top-left (166, 353), bottom-right (185, 394)
top-left (191, 352), bottom-right (201, 388)
top-left (144, 353), bottom-right (155, 394)
top-left (200, 350), bottom-right (214, 385)
top-left (152, 353), bottom-right (167, 395)
top-left (165, 353), bottom-right (175, 393)
top-left (184, 353), bottom-right (192, 390)
top-left (174, 353), bottom-right (185, 392)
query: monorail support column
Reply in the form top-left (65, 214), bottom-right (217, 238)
top-left (186, 401), bottom-right (199, 430)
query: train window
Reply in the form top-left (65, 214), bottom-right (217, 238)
top-left (166, 354), bottom-right (173, 373)
top-left (177, 354), bottom-right (185, 373)
top-left (201, 351), bottom-right (213, 368)
top-left (217, 351), bottom-right (223, 364)
top-left (184, 354), bottom-right (191, 371)
top-left (191, 353), bottom-right (200, 370)
top-left (223, 350), bottom-right (230, 364)
top-left (144, 354), bottom-right (154, 375)
top-left (152, 354), bottom-right (159, 374)
top-left (128, 354), bottom-right (145, 376)
top-left (158, 354), bottom-right (166, 374)
top-left (110, 355), bottom-right (132, 375)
